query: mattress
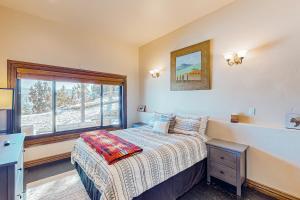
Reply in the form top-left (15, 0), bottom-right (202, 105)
top-left (71, 126), bottom-right (207, 200)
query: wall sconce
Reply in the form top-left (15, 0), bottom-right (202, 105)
top-left (224, 50), bottom-right (247, 66)
top-left (149, 69), bottom-right (160, 78)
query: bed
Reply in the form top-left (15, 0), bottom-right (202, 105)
top-left (71, 126), bottom-right (208, 200)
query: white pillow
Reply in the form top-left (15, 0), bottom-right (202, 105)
top-left (152, 121), bottom-right (170, 134)
top-left (148, 112), bottom-right (176, 131)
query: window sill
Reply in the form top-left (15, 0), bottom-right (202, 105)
top-left (24, 126), bottom-right (122, 148)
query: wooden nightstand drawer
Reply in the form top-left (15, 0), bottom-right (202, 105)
top-left (210, 163), bottom-right (237, 186)
top-left (207, 139), bottom-right (248, 197)
top-left (210, 146), bottom-right (236, 169)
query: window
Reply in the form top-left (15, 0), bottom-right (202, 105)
top-left (103, 85), bottom-right (121, 126)
top-left (20, 79), bottom-right (53, 135)
top-left (55, 82), bottom-right (103, 132)
top-left (19, 80), bottom-right (123, 136)
top-left (8, 60), bottom-right (126, 139)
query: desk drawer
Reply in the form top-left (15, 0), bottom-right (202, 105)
top-left (210, 146), bottom-right (237, 169)
top-left (0, 133), bottom-right (25, 200)
top-left (15, 167), bottom-right (23, 196)
top-left (15, 149), bottom-right (24, 199)
top-left (210, 163), bottom-right (237, 186)
top-left (15, 193), bottom-right (23, 200)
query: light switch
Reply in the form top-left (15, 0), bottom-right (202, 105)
top-left (248, 107), bottom-right (256, 116)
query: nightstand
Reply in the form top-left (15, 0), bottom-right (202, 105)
top-left (131, 122), bottom-right (147, 128)
top-left (206, 139), bottom-right (248, 197)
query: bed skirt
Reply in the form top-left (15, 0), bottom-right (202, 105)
top-left (74, 159), bottom-right (206, 200)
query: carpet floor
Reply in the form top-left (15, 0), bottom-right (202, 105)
top-left (25, 159), bottom-right (274, 200)
top-left (27, 170), bottom-right (90, 200)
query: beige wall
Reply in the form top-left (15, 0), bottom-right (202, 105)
top-left (207, 120), bottom-right (300, 198)
top-left (1, 0), bottom-right (300, 197)
top-left (0, 6), bottom-right (139, 161)
top-left (139, 0), bottom-right (300, 197)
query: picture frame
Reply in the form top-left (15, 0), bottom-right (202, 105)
top-left (170, 40), bottom-right (211, 91)
top-left (286, 113), bottom-right (300, 130)
top-left (137, 105), bottom-right (146, 112)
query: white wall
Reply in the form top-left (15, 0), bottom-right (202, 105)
top-left (1, 1), bottom-right (300, 197)
top-left (207, 120), bottom-right (300, 198)
top-left (25, 140), bottom-right (76, 161)
top-left (0, 6), bottom-right (139, 161)
top-left (139, 0), bottom-right (300, 197)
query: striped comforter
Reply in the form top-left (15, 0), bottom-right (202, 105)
top-left (71, 126), bottom-right (207, 200)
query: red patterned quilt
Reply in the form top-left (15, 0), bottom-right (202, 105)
top-left (80, 130), bottom-right (143, 165)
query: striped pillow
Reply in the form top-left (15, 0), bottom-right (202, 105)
top-left (198, 116), bottom-right (208, 140)
top-left (174, 117), bottom-right (200, 132)
top-left (174, 116), bottom-right (208, 140)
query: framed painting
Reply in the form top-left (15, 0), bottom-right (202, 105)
top-left (171, 40), bottom-right (211, 90)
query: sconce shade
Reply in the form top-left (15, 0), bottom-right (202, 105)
top-left (237, 50), bottom-right (247, 58)
top-left (224, 52), bottom-right (233, 60)
top-left (0, 88), bottom-right (14, 110)
top-left (149, 69), bottom-right (160, 78)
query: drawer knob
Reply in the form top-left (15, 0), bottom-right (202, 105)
top-left (220, 170), bottom-right (224, 174)
top-left (220, 156), bottom-right (224, 160)
top-left (17, 194), bottom-right (22, 199)
top-left (18, 168), bottom-right (23, 171)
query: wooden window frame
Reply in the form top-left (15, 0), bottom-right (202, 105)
top-left (7, 60), bottom-right (127, 147)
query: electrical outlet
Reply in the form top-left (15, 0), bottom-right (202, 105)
top-left (248, 107), bottom-right (256, 117)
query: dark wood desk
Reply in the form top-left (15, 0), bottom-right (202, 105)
top-left (0, 133), bottom-right (25, 200)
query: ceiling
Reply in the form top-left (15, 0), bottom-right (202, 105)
top-left (0, 0), bottom-right (234, 46)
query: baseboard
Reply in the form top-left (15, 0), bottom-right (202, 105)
top-left (24, 152), bottom-right (71, 168)
top-left (247, 179), bottom-right (300, 200)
